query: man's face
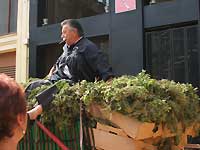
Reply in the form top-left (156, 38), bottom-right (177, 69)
top-left (61, 24), bottom-right (75, 46)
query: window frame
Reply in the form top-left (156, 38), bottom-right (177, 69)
top-left (0, 0), bottom-right (17, 36)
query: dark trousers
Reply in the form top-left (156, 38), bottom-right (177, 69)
top-left (25, 79), bottom-right (53, 99)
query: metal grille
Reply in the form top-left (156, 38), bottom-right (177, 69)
top-left (18, 119), bottom-right (95, 150)
top-left (145, 24), bottom-right (199, 88)
top-left (18, 121), bottom-right (81, 150)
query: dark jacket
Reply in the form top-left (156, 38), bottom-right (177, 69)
top-left (49, 37), bottom-right (114, 83)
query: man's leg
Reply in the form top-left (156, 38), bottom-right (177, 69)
top-left (25, 79), bottom-right (52, 121)
top-left (25, 79), bottom-right (52, 98)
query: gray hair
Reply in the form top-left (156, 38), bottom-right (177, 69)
top-left (61, 19), bottom-right (84, 37)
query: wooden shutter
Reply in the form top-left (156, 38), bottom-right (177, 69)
top-left (0, 66), bottom-right (15, 79)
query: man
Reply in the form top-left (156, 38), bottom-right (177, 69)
top-left (48, 19), bottom-right (113, 83)
top-left (28, 19), bottom-right (114, 120)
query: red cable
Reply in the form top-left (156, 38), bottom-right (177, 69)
top-left (36, 120), bottom-right (69, 150)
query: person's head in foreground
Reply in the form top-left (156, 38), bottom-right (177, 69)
top-left (0, 74), bottom-right (27, 150)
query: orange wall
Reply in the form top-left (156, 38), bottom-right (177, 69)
top-left (0, 51), bottom-right (16, 67)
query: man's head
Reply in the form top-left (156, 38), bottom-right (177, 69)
top-left (61, 19), bottom-right (84, 46)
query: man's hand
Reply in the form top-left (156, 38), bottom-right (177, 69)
top-left (106, 77), bottom-right (113, 83)
top-left (47, 66), bottom-right (55, 78)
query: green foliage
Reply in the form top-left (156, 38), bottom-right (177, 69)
top-left (41, 81), bottom-right (81, 130)
top-left (25, 71), bottom-right (200, 135)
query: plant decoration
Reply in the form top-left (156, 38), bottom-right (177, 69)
top-left (26, 71), bottom-right (200, 133)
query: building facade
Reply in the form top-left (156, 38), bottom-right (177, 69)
top-left (0, 0), bottom-right (18, 79)
top-left (28, 0), bottom-right (200, 88)
top-left (0, 0), bottom-right (29, 83)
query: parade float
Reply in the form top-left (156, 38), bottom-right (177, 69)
top-left (21, 71), bottom-right (200, 150)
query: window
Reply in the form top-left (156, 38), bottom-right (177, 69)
top-left (10, 0), bottom-right (18, 32)
top-left (146, 25), bottom-right (199, 88)
top-left (36, 43), bottom-right (63, 78)
top-left (38, 0), bottom-right (110, 26)
top-left (89, 35), bottom-right (109, 53)
top-left (89, 35), bottom-right (110, 62)
top-left (0, 0), bottom-right (18, 35)
top-left (146, 30), bottom-right (172, 80)
top-left (0, 52), bottom-right (16, 79)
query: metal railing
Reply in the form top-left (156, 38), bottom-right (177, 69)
top-left (18, 121), bottom-right (81, 150)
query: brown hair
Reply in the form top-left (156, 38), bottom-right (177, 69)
top-left (0, 74), bottom-right (26, 141)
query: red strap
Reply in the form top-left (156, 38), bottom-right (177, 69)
top-left (36, 120), bottom-right (69, 150)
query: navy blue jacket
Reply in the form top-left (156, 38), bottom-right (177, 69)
top-left (49, 37), bottom-right (114, 83)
